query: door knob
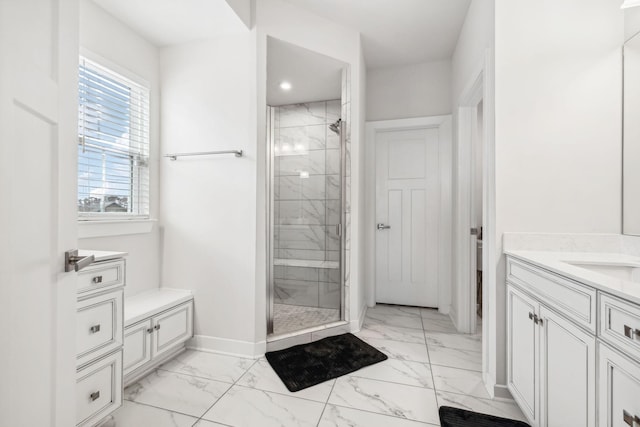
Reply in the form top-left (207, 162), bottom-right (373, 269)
top-left (64, 249), bottom-right (95, 272)
top-left (377, 223), bottom-right (391, 230)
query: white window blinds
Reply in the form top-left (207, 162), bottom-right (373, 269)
top-left (78, 57), bottom-right (150, 218)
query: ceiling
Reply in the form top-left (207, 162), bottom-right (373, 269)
top-left (91, 0), bottom-right (247, 47)
top-left (281, 0), bottom-right (472, 69)
top-left (267, 37), bottom-right (345, 106)
top-left (90, 0), bottom-right (471, 68)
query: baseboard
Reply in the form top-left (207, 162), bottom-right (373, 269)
top-left (493, 383), bottom-right (513, 400)
top-left (483, 371), bottom-right (497, 399)
top-left (438, 304), bottom-right (450, 315)
top-left (450, 306), bottom-right (459, 330)
top-left (350, 303), bottom-right (368, 332)
top-left (187, 335), bottom-right (266, 359)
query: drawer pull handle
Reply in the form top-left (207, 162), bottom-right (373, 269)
top-left (89, 324), bottom-right (101, 334)
top-left (624, 325), bottom-right (639, 340)
top-left (89, 391), bottom-right (100, 402)
top-left (623, 410), bottom-right (640, 426)
top-left (154, 324), bottom-right (161, 331)
top-left (92, 276), bottom-right (103, 284)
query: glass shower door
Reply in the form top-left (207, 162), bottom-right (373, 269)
top-left (268, 100), bottom-right (343, 336)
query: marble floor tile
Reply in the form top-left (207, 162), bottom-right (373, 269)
top-left (365, 309), bottom-right (424, 330)
top-left (356, 323), bottom-right (426, 344)
top-left (425, 331), bottom-right (482, 352)
top-left (349, 358), bottom-right (434, 389)
top-left (124, 370), bottom-right (230, 418)
top-left (358, 336), bottom-right (430, 363)
top-left (113, 303), bottom-right (532, 427)
top-left (437, 391), bottom-right (527, 422)
top-left (420, 308), bottom-right (449, 319)
top-left (328, 377), bottom-right (440, 424)
top-left (427, 345), bottom-right (482, 372)
top-left (421, 315), bottom-right (458, 333)
top-left (318, 404), bottom-right (437, 427)
top-left (236, 358), bottom-right (334, 402)
top-left (110, 401), bottom-right (197, 427)
top-left (159, 350), bottom-right (255, 384)
top-left (431, 365), bottom-right (491, 399)
top-left (192, 421), bottom-right (228, 427)
top-left (201, 385), bottom-right (325, 427)
top-left (369, 305), bottom-right (422, 316)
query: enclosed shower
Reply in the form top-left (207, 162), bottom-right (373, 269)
top-left (267, 100), bottom-right (344, 335)
top-left (265, 37), bottom-right (350, 338)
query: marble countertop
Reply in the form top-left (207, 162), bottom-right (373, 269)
top-left (78, 249), bottom-right (128, 262)
top-left (506, 250), bottom-right (640, 305)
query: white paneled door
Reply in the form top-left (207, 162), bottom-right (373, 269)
top-left (375, 128), bottom-right (440, 307)
top-left (0, 1), bottom-right (78, 426)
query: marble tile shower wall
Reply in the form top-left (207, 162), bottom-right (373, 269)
top-left (273, 100), bottom-right (342, 310)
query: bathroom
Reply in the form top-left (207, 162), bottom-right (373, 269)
top-left (2, 0), bottom-right (640, 426)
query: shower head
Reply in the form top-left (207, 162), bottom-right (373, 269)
top-left (329, 118), bottom-right (342, 135)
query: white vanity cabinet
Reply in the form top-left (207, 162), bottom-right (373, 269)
top-left (507, 257), bottom-right (596, 427)
top-left (74, 252), bottom-right (127, 427)
top-left (507, 285), bottom-right (539, 424)
top-left (123, 289), bottom-right (193, 385)
top-left (598, 343), bottom-right (640, 427)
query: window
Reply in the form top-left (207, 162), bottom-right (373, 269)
top-left (78, 57), bottom-right (150, 218)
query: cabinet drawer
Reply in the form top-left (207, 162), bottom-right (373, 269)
top-left (153, 301), bottom-right (194, 359)
top-left (78, 259), bottom-right (125, 295)
top-left (77, 289), bottom-right (123, 367)
top-left (124, 319), bottom-right (152, 376)
top-left (507, 257), bottom-right (597, 332)
top-left (76, 351), bottom-right (122, 427)
top-left (598, 343), bottom-right (640, 427)
top-left (600, 293), bottom-right (640, 362)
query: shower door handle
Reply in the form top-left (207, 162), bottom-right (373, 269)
top-left (377, 223), bottom-right (391, 230)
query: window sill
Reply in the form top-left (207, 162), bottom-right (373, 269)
top-left (78, 219), bottom-right (156, 239)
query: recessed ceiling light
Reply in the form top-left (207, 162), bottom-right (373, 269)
top-left (279, 81), bottom-right (292, 91)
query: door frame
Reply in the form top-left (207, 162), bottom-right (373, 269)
top-left (365, 115), bottom-right (452, 312)
top-left (453, 49), bottom-right (497, 396)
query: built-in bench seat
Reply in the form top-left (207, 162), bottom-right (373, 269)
top-left (123, 288), bottom-right (194, 386)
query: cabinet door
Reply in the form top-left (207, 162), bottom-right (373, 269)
top-left (539, 307), bottom-right (595, 427)
top-left (507, 285), bottom-right (539, 426)
top-left (598, 343), bottom-right (640, 427)
top-left (152, 301), bottom-right (194, 359)
top-left (123, 319), bottom-right (152, 377)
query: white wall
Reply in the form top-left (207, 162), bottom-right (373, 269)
top-left (366, 60), bottom-right (451, 121)
top-left (160, 33), bottom-right (258, 354)
top-left (625, 6), bottom-right (640, 40)
top-left (494, 0), bottom-right (624, 387)
top-left (158, 0), bottom-right (365, 357)
top-left (495, 0), bottom-right (622, 235)
top-left (78, 0), bottom-right (161, 297)
top-left (450, 0), bottom-right (495, 386)
top-left (452, 0), bottom-right (494, 105)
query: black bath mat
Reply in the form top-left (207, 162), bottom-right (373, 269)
top-left (265, 333), bottom-right (387, 392)
top-left (439, 406), bottom-right (531, 427)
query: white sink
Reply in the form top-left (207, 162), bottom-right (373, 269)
top-left (563, 260), bottom-right (640, 283)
